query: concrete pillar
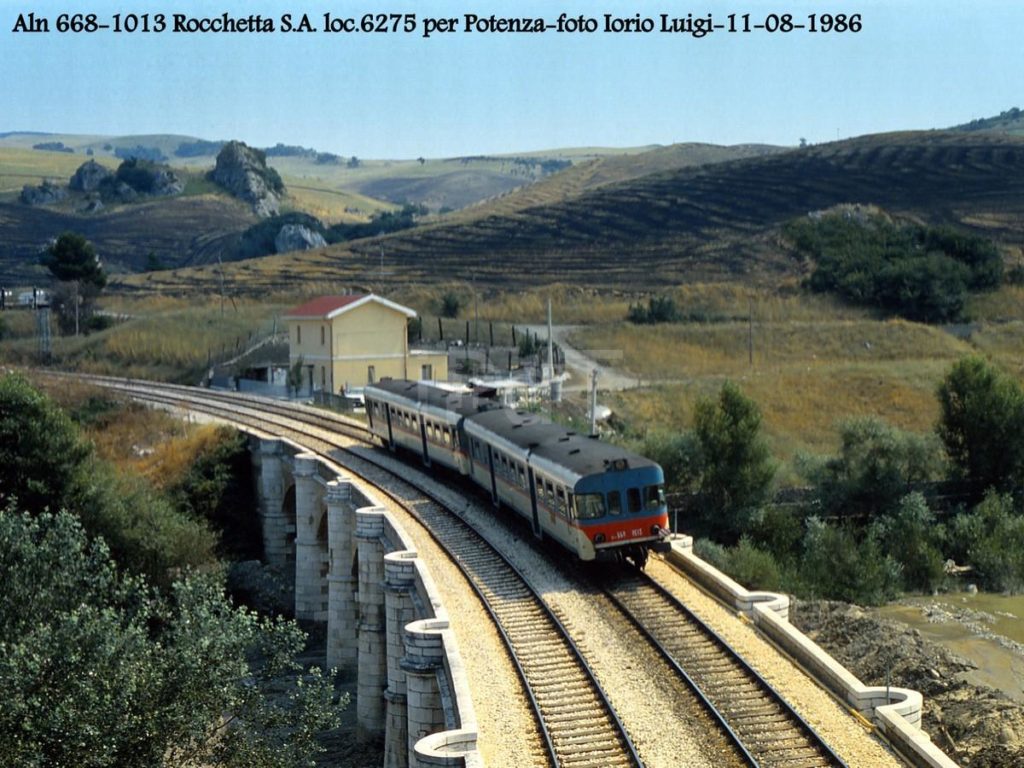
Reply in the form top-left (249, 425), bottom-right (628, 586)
top-left (383, 550), bottom-right (418, 768)
top-left (253, 438), bottom-right (289, 570)
top-left (326, 479), bottom-right (359, 672)
top-left (356, 507), bottom-right (388, 742)
top-left (294, 454), bottom-right (327, 622)
top-left (402, 619), bottom-right (447, 768)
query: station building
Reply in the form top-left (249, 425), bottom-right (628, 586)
top-left (283, 294), bottom-right (447, 393)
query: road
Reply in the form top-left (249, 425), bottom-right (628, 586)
top-left (520, 324), bottom-right (641, 392)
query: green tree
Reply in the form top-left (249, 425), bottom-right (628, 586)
top-left (870, 492), bottom-right (946, 593)
top-left (0, 374), bottom-right (215, 586)
top-left (639, 430), bottom-right (703, 495)
top-left (40, 231), bottom-right (107, 289)
top-left (949, 491), bottom-right (1024, 592)
top-left (0, 507), bottom-right (341, 768)
top-left (810, 417), bottom-right (941, 519)
top-left (693, 382), bottom-right (775, 538)
top-left (0, 374), bottom-right (91, 515)
top-left (798, 517), bottom-right (899, 604)
top-left (936, 356), bottom-right (1024, 492)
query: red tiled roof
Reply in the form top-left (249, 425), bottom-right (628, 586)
top-left (284, 295), bottom-right (366, 318)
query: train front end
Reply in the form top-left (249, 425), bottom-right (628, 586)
top-left (573, 460), bottom-right (671, 568)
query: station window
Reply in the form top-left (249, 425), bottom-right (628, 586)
top-left (608, 490), bottom-right (622, 516)
top-left (627, 487), bottom-right (642, 513)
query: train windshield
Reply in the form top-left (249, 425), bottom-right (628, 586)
top-left (645, 484), bottom-right (666, 510)
top-left (575, 493), bottom-right (605, 520)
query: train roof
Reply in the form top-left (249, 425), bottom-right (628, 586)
top-left (367, 379), bottom-right (497, 419)
top-left (465, 407), bottom-right (659, 478)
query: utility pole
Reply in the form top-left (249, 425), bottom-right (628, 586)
top-left (546, 298), bottom-right (554, 381)
top-left (748, 298), bottom-right (753, 367)
top-left (590, 368), bottom-right (599, 437)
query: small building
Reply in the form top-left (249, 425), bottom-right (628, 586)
top-left (283, 294), bottom-right (447, 394)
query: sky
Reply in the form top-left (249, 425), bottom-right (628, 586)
top-left (2, 0), bottom-right (1022, 158)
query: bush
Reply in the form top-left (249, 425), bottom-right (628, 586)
top-left (950, 492), bottom-right (1024, 592)
top-left (627, 295), bottom-right (682, 324)
top-left (692, 382), bottom-right (775, 538)
top-left (0, 507), bottom-right (341, 768)
top-left (786, 212), bottom-right (1002, 322)
top-left (937, 356), bottom-right (1024, 493)
top-left (810, 417), bottom-right (942, 519)
top-left (441, 292), bottom-right (462, 319)
top-left (638, 430), bottom-right (703, 495)
top-left (870, 492), bottom-right (946, 593)
top-left (723, 537), bottom-right (784, 591)
top-left (798, 517), bottom-right (900, 604)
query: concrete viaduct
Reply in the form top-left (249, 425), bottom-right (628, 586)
top-left (251, 437), bottom-right (481, 768)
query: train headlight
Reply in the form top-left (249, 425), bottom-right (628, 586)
top-left (594, 533), bottom-right (606, 544)
top-left (651, 525), bottom-right (666, 537)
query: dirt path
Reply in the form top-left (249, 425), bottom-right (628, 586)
top-left (519, 324), bottom-right (641, 392)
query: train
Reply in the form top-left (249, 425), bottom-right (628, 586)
top-left (364, 379), bottom-right (671, 567)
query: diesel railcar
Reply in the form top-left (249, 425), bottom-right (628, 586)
top-left (364, 379), bottom-right (671, 567)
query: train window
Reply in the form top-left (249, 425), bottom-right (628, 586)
top-left (518, 464), bottom-right (526, 488)
top-left (566, 493), bottom-right (575, 519)
top-left (627, 488), bottom-right (642, 513)
top-left (645, 485), bottom-right (666, 510)
top-left (607, 491), bottom-right (622, 516)
top-left (546, 481), bottom-right (555, 505)
top-left (442, 429), bottom-right (451, 445)
top-left (500, 455), bottom-right (509, 476)
top-left (576, 494), bottom-right (605, 520)
top-left (556, 487), bottom-right (566, 515)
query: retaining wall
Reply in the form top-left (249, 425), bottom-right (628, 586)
top-left (666, 536), bottom-right (959, 768)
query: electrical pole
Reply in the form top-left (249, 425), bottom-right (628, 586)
top-left (590, 368), bottom-right (599, 437)
top-left (547, 298), bottom-right (553, 381)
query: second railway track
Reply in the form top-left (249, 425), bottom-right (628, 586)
top-left (54, 375), bottom-right (881, 768)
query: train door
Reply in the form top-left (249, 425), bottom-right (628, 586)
top-left (418, 415), bottom-right (431, 467)
top-left (486, 446), bottom-right (498, 506)
top-left (384, 404), bottom-right (395, 451)
top-left (526, 467), bottom-right (542, 538)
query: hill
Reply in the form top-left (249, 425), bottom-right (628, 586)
top-left (117, 131), bottom-right (1024, 296)
top-left (950, 107), bottom-right (1024, 136)
top-left (0, 194), bottom-right (255, 283)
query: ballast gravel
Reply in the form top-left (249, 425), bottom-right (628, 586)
top-left (337, 442), bottom-right (908, 768)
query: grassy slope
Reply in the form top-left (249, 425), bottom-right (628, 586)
top-left (120, 131), bottom-right (1024, 296)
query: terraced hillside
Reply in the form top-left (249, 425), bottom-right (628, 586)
top-left (122, 131), bottom-right (1024, 296)
top-left (0, 195), bottom-right (254, 282)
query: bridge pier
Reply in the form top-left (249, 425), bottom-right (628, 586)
top-left (357, 507), bottom-right (388, 742)
top-left (293, 454), bottom-right (328, 621)
top-left (252, 438), bottom-right (290, 570)
top-left (384, 551), bottom-right (418, 768)
top-left (402, 619), bottom-right (447, 768)
top-left (326, 479), bottom-right (359, 673)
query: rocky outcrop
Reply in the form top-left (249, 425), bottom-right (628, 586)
top-left (20, 180), bottom-right (67, 206)
top-left (69, 160), bottom-right (113, 192)
top-left (210, 140), bottom-right (284, 218)
top-left (150, 168), bottom-right (184, 196)
top-left (275, 224), bottom-right (327, 253)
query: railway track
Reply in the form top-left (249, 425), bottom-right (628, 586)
top-left (52, 375), bottom-right (861, 767)
top-left (603, 572), bottom-right (847, 768)
top-left (57, 374), bottom-right (642, 768)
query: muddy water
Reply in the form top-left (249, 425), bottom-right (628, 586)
top-left (877, 593), bottom-right (1024, 702)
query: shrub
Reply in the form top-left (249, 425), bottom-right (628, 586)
top-left (638, 430), bottom-right (703, 495)
top-left (950, 491), bottom-right (1024, 592)
top-left (0, 507), bottom-right (341, 768)
top-left (723, 537), bottom-right (784, 591)
top-left (692, 382), bottom-right (775, 538)
top-left (937, 356), bottom-right (1024, 493)
top-left (798, 517), bottom-right (900, 604)
top-left (441, 292), bottom-right (462, 319)
top-left (870, 492), bottom-right (946, 593)
top-left (810, 417), bottom-right (942, 519)
top-left (627, 295), bottom-right (682, 324)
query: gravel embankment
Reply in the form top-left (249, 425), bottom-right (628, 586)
top-left (793, 600), bottom-right (1024, 768)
